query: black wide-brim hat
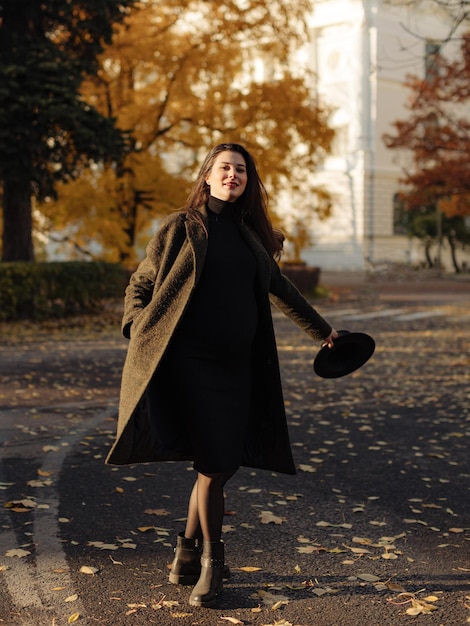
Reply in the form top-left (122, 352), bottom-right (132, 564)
top-left (313, 330), bottom-right (375, 379)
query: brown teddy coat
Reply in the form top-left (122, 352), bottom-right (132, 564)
top-left (106, 205), bottom-right (332, 474)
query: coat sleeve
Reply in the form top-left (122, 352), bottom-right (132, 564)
top-left (268, 257), bottom-right (332, 342)
top-left (121, 214), bottom-right (187, 339)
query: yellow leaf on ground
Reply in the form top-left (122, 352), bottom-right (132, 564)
top-left (6, 499), bottom-right (36, 509)
top-left (406, 607), bottom-right (422, 616)
top-left (260, 511), bottom-right (284, 525)
top-left (144, 508), bottom-right (170, 515)
top-left (347, 546), bottom-right (371, 554)
top-left (298, 464), bottom-right (316, 473)
top-left (239, 566), bottom-right (262, 572)
top-left (5, 549), bottom-right (30, 558)
top-left (88, 541), bottom-right (119, 550)
top-left (222, 525), bottom-right (236, 533)
top-left (37, 469), bottom-right (53, 477)
top-left (65, 594), bottom-right (78, 603)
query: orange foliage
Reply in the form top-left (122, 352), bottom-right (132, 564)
top-left (40, 0), bottom-right (334, 262)
top-left (384, 32), bottom-right (470, 218)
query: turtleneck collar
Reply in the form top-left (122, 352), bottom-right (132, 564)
top-left (207, 195), bottom-right (241, 217)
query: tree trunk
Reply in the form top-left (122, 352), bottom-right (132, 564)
top-left (447, 234), bottom-right (461, 274)
top-left (2, 176), bottom-right (34, 262)
top-left (424, 238), bottom-right (434, 268)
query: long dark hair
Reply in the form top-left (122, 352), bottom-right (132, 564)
top-left (185, 143), bottom-right (283, 259)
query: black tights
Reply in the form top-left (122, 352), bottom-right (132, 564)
top-left (184, 470), bottom-right (237, 542)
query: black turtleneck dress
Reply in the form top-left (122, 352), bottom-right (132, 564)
top-left (152, 197), bottom-right (258, 473)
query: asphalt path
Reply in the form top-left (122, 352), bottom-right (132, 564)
top-left (0, 272), bottom-right (469, 626)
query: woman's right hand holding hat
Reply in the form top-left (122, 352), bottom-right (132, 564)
top-left (322, 328), bottom-right (339, 349)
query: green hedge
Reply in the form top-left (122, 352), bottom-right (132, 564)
top-left (0, 261), bottom-right (127, 321)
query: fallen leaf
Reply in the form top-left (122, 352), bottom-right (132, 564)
top-left (255, 590), bottom-right (289, 606)
top-left (37, 469), bottom-right (53, 477)
top-left (5, 499), bottom-right (36, 509)
top-left (65, 594), bottom-right (78, 603)
top-left (345, 546), bottom-right (371, 554)
top-left (311, 588), bottom-right (328, 596)
top-left (109, 555), bottom-right (123, 565)
top-left (157, 600), bottom-right (180, 609)
top-left (27, 479), bottom-right (53, 487)
top-left (357, 573), bottom-right (381, 582)
top-left (239, 566), bottom-right (262, 572)
top-left (272, 599), bottom-right (289, 610)
top-left (298, 464), bottom-right (316, 473)
top-left (88, 541), bottom-right (119, 550)
top-left (80, 565), bottom-right (98, 575)
top-left (144, 508), bottom-right (170, 516)
top-left (405, 606), bottom-right (422, 616)
top-left (222, 525), bottom-right (236, 533)
top-left (260, 511), bottom-right (284, 525)
top-left (5, 549), bottom-right (30, 558)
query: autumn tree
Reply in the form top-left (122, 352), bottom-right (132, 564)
top-left (0, 0), bottom-right (136, 262)
top-left (384, 0), bottom-right (470, 40)
top-left (41, 0), bottom-right (334, 264)
top-left (384, 32), bottom-right (470, 271)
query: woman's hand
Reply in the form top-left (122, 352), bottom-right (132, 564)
top-left (322, 328), bottom-right (339, 348)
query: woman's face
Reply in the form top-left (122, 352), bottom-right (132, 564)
top-left (205, 150), bottom-right (248, 203)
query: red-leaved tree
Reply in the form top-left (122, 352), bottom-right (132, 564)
top-left (384, 33), bottom-right (470, 271)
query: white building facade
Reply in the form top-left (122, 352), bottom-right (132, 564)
top-left (298, 0), bottom-right (463, 271)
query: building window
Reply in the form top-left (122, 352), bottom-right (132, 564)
top-left (330, 125), bottom-right (348, 157)
top-left (393, 192), bottom-right (408, 235)
top-left (425, 41), bottom-right (440, 84)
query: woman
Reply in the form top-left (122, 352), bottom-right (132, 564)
top-left (106, 142), bottom-right (338, 608)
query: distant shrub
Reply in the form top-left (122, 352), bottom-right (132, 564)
top-left (0, 261), bottom-right (127, 321)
